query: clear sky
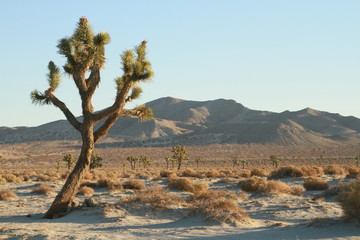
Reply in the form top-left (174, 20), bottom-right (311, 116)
top-left (0, 0), bottom-right (359, 127)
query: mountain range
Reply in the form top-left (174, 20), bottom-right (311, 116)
top-left (1, 97), bottom-right (360, 147)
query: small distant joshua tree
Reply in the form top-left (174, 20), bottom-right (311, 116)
top-left (90, 152), bottom-right (103, 169)
top-left (240, 159), bottom-right (249, 170)
top-left (165, 156), bottom-right (174, 169)
top-left (195, 156), bottom-right (205, 168)
top-left (127, 156), bottom-right (139, 170)
top-left (30, 17), bottom-right (154, 218)
top-left (63, 154), bottom-right (76, 170)
top-left (139, 155), bottom-right (150, 169)
top-left (231, 156), bottom-right (240, 168)
top-left (171, 145), bottom-right (188, 170)
top-left (270, 155), bottom-right (281, 169)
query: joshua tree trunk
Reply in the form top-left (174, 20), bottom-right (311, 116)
top-left (31, 18), bottom-right (154, 219)
top-left (45, 122), bottom-right (94, 218)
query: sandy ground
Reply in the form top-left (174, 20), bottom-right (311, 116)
top-left (1, 176), bottom-right (360, 240)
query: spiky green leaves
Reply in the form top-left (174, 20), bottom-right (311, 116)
top-left (135, 105), bottom-right (153, 121)
top-left (94, 32), bottom-right (111, 46)
top-left (126, 87), bottom-right (143, 102)
top-left (47, 61), bottom-right (61, 91)
top-left (30, 90), bottom-right (51, 105)
top-left (57, 17), bottom-right (111, 75)
top-left (120, 41), bottom-right (154, 85)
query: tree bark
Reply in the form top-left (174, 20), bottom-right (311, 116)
top-left (44, 122), bottom-right (94, 219)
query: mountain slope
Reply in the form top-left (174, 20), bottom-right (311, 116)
top-left (1, 97), bottom-right (360, 146)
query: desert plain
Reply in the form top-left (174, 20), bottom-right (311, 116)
top-left (1, 141), bottom-right (360, 240)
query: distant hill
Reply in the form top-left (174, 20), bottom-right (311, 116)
top-left (2, 97), bottom-right (360, 146)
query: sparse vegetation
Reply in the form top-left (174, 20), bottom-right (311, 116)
top-left (78, 186), bottom-right (94, 196)
top-left (0, 190), bottom-right (18, 200)
top-left (123, 185), bottom-right (185, 208)
top-left (169, 177), bottom-right (208, 195)
top-left (123, 179), bottom-right (146, 190)
top-left (190, 190), bottom-right (250, 224)
top-left (337, 179), bottom-right (360, 221)
top-left (90, 152), bottom-right (103, 170)
top-left (32, 184), bottom-right (54, 195)
top-left (303, 177), bottom-right (329, 191)
top-left (270, 166), bottom-right (304, 179)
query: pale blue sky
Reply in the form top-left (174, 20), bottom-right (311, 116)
top-left (0, 0), bottom-right (359, 127)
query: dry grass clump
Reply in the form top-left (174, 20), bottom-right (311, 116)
top-left (238, 176), bottom-right (267, 192)
top-left (303, 177), bottom-right (329, 190)
top-left (0, 177), bottom-right (7, 183)
top-left (270, 166), bottom-right (304, 179)
top-left (324, 165), bottom-right (347, 175)
top-left (0, 190), bottom-right (18, 200)
top-left (123, 179), bottom-right (146, 190)
top-left (238, 176), bottom-right (302, 196)
top-left (346, 166), bottom-right (360, 178)
top-left (221, 170), bottom-right (236, 178)
top-left (336, 179), bottom-right (360, 221)
top-left (83, 171), bottom-right (94, 181)
top-left (190, 190), bottom-right (250, 224)
top-left (77, 186), bottom-right (95, 196)
top-left (123, 185), bottom-right (185, 208)
top-left (160, 170), bottom-right (176, 178)
top-left (182, 168), bottom-right (204, 178)
top-left (238, 170), bottom-right (251, 178)
top-left (301, 166), bottom-right (323, 176)
top-left (169, 177), bottom-right (208, 195)
top-left (32, 184), bottom-right (54, 195)
top-left (250, 168), bottom-right (268, 177)
top-left (205, 169), bottom-right (221, 178)
top-left (3, 174), bottom-right (23, 183)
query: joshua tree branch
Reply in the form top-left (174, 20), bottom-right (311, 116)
top-left (47, 94), bottom-right (82, 131)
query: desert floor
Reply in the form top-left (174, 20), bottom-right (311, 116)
top-left (1, 172), bottom-right (360, 240)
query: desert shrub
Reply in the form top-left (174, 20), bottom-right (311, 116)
top-left (160, 170), bottom-right (175, 178)
top-left (336, 179), bottom-right (360, 221)
top-left (169, 177), bottom-right (208, 195)
top-left (346, 166), bottom-right (360, 178)
top-left (238, 176), bottom-right (268, 192)
top-left (270, 166), bottom-right (304, 179)
top-left (97, 178), bottom-right (114, 188)
top-left (32, 184), bottom-right (54, 195)
top-left (182, 168), bottom-right (203, 178)
top-left (301, 166), bottom-right (320, 176)
top-left (78, 186), bottom-right (94, 196)
top-left (3, 174), bottom-right (22, 183)
top-left (238, 177), bottom-right (301, 196)
top-left (190, 190), bottom-right (250, 224)
top-left (0, 190), bottom-right (18, 200)
top-left (324, 165), bottom-right (346, 175)
top-left (303, 177), bottom-right (329, 190)
top-left (250, 168), bottom-right (268, 177)
top-left (0, 177), bottom-right (7, 183)
top-left (238, 170), bottom-right (251, 178)
top-left (312, 166), bottom-right (325, 175)
top-left (205, 169), bottom-right (221, 178)
top-left (221, 170), bottom-right (236, 178)
top-left (123, 179), bottom-right (146, 190)
top-left (107, 181), bottom-right (124, 192)
top-left (291, 185), bottom-right (304, 196)
top-left (123, 185), bottom-right (185, 208)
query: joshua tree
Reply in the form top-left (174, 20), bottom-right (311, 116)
top-left (90, 152), bottom-right (103, 169)
top-left (31, 17), bottom-right (153, 218)
top-left (63, 154), bottom-right (76, 170)
top-left (240, 159), bottom-right (248, 170)
top-left (139, 155), bottom-right (150, 169)
top-left (171, 145), bottom-right (188, 170)
top-left (270, 155), bottom-right (280, 169)
top-left (231, 156), bottom-right (240, 168)
top-left (195, 156), bottom-right (204, 168)
top-left (165, 156), bottom-right (173, 169)
top-left (127, 156), bottom-right (139, 170)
